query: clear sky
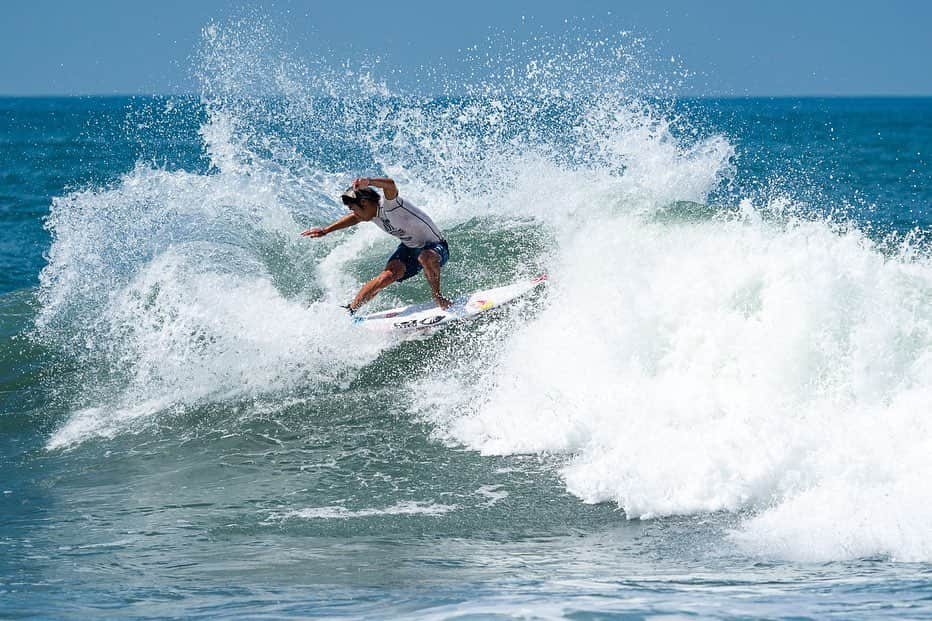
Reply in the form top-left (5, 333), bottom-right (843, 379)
top-left (2, 0), bottom-right (931, 97)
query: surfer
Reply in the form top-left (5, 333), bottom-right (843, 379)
top-left (302, 177), bottom-right (453, 313)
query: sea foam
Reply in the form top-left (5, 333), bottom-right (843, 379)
top-left (38, 19), bottom-right (932, 564)
top-left (419, 148), bottom-right (932, 563)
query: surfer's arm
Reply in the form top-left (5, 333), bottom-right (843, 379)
top-left (354, 176), bottom-right (398, 200)
top-left (301, 213), bottom-right (360, 238)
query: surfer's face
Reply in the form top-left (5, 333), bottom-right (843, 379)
top-left (349, 199), bottom-right (378, 221)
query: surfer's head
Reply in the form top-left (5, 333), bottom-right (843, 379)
top-left (341, 186), bottom-right (380, 221)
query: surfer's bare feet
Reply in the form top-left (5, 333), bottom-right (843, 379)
top-left (435, 296), bottom-right (453, 310)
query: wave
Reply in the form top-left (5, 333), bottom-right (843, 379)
top-left (420, 202), bottom-right (932, 562)
top-left (33, 18), bottom-right (932, 563)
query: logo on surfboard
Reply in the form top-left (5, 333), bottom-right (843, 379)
top-left (393, 315), bottom-right (446, 329)
top-left (469, 299), bottom-right (494, 311)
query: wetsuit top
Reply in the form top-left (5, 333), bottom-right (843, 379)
top-left (372, 195), bottom-right (445, 248)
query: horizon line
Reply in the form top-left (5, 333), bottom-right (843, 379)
top-left (2, 92), bottom-right (932, 100)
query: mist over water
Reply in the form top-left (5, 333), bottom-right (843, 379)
top-left (17, 17), bottom-right (932, 614)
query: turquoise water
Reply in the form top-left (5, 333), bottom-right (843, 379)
top-left (3, 24), bottom-right (932, 620)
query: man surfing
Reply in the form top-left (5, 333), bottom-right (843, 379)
top-left (302, 177), bottom-right (452, 313)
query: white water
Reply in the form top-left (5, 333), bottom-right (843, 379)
top-left (36, 20), bottom-right (932, 564)
top-left (39, 126), bottom-right (392, 449)
top-left (419, 183), bottom-right (932, 563)
top-left (279, 502), bottom-right (457, 520)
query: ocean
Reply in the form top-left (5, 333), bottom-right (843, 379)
top-left (2, 24), bottom-right (932, 620)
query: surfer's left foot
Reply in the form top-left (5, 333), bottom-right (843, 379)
top-left (435, 296), bottom-right (453, 310)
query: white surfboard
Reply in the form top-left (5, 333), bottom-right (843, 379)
top-left (354, 275), bottom-right (548, 333)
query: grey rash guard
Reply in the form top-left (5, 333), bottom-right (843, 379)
top-left (372, 196), bottom-right (445, 248)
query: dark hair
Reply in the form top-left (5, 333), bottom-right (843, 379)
top-left (341, 187), bottom-right (380, 206)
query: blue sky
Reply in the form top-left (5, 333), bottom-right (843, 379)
top-left (2, 0), bottom-right (931, 96)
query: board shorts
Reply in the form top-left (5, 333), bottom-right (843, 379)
top-left (388, 240), bottom-right (449, 282)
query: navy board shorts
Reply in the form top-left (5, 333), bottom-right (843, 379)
top-left (388, 240), bottom-right (449, 282)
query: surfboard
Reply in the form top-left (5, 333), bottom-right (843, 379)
top-left (354, 274), bottom-right (548, 333)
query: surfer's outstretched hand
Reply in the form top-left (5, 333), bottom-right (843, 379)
top-left (301, 228), bottom-right (326, 238)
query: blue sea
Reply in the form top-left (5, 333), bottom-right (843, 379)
top-left (2, 24), bottom-right (932, 620)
